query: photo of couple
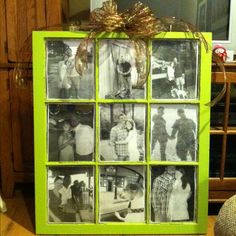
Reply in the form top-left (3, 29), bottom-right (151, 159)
top-left (151, 40), bottom-right (199, 100)
top-left (151, 104), bottom-right (198, 162)
top-left (46, 39), bottom-right (94, 99)
top-left (48, 104), bottom-right (94, 162)
top-left (99, 104), bottom-right (145, 161)
top-left (99, 39), bottom-right (146, 99)
top-left (151, 166), bottom-right (195, 222)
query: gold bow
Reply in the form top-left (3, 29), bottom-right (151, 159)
top-left (89, 0), bottom-right (165, 37)
top-left (75, 0), bottom-right (164, 86)
top-left (75, 1), bottom-right (211, 90)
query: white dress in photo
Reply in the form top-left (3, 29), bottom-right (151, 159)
top-left (167, 178), bottom-right (191, 221)
top-left (127, 129), bottom-right (140, 161)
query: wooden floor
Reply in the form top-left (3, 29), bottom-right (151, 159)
top-left (0, 186), bottom-right (217, 236)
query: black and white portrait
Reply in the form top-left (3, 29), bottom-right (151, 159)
top-left (151, 40), bottom-right (199, 99)
top-left (99, 104), bottom-right (146, 161)
top-left (99, 40), bottom-right (146, 99)
top-left (46, 39), bottom-right (94, 99)
top-left (99, 166), bottom-right (145, 222)
top-left (151, 166), bottom-right (196, 223)
top-left (48, 166), bottom-right (94, 223)
top-left (151, 104), bottom-right (198, 162)
top-left (48, 104), bottom-right (94, 162)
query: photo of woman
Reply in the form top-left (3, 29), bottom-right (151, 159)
top-left (58, 120), bottom-right (75, 161)
top-left (151, 166), bottom-right (195, 223)
top-left (46, 39), bottom-right (94, 99)
top-left (167, 168), bottom-right (192, 221)
top-left (99, 104), bottom-right (146, 161)
top-left (48, 104), bottom-right (94, 162)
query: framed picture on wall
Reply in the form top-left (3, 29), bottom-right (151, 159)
top-left (33, 31), bottom-right (211, 234)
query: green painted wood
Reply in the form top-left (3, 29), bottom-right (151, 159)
top-left (33, 31), bottom-right (212, 234)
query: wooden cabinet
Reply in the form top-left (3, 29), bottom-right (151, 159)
top-left (0, 0), bottom-right (62, 197)
top-left (1, 1), bottom-right (236, 201)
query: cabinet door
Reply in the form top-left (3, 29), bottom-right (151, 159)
top-left (6, 0), bottom-right (62, 62)
top-left (4, 0), bottom-right (62, 173)
top-left (0, 0), bottom-right (14, 197)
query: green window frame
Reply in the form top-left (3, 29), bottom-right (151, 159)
top-left (33, 31), bottom-right (212, 234)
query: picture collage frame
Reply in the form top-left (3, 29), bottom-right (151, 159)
top-left (33, 31), bottom-right (212, 234)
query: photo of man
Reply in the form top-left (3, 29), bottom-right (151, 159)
top-left (151, 40), bottom-right (199, 99)
top-left (99, 40), bottom-right (146, 99)
top-left (151, 104), bottom-right (198, 162)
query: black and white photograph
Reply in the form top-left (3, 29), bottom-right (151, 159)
top-left (99, 166), bottom-right (145, 222)
top-left (151, 40), bottom-right (199, 99)
top-left (46, 39), bottom-right (94, 99)
top-left (99, 104), bottom-right (146, 161)
top-left (47, 166), bottom-right (94, 223)
top-left (151, 104), bottom-right (198, 162)
top-left (99, 40), bottom-right (146, 99)
top-left (151, 165), bottom-right (196, 223)
top-left (48, 104), bottom-right (94, 162)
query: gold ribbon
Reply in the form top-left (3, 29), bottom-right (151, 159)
top-left (15, 0), bottom-right (226, 104)
top-left (75, 0), bottom-right (166, 86)
top-left (74, 0), bottom-right (211, 89)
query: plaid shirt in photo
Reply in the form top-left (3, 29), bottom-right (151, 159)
top-left (110, 125), bottom-right (129, 157)
top-left (152, 172), bottom-right (175, 216)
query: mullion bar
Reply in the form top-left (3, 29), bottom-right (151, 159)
top-left (95, 38), bottom-right (99, 224)
top-left (146, 39), bottom-right (152, 223)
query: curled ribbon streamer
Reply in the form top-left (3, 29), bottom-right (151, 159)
top-left (160, 16), bottom-right (209, 52)
top-left (208, 52), bottom-right (227, 107)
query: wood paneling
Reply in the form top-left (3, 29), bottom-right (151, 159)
top-left (209, 178), bottom-right (236, 190)
top-left (5, 0), bottom-right (18, 61)
top-left (0, 71), bottom-right (14, 198)
top-left (9, 70), bottom-right (34, 172)
top-left (46, 0), bottom-right (62, 29)
top-left (35, 0), bottom-right (46, 29)
top-left (5, 0), bottom-right (63, 62)
top-left (0, 0), bottom-right (14, 198)
top-left (0, 0), bottom-right (7, 63)
top-left (209, 191), bottom-right (236, 203)
top-left (212, 72), bottom-right (236, 83)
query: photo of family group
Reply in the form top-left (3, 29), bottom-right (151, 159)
top-left (48, 104), bottom-right (94, 162)
top-left (151, 40), bottom-right (199, 99)
top-left (48, 166), bottom-right (94, 223)
top-left (99, 166), bottom-right (145, 222)
top-left (99, 104), bottom-right (146, 161)
top-left (99, 40), bottom-right (146, 99)
top-left (151, 104), bottom-right (198, 162)
top-left (151, 166), bottom-right (196, 222)
top-left (46, 39), bottom-right (94, 99)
